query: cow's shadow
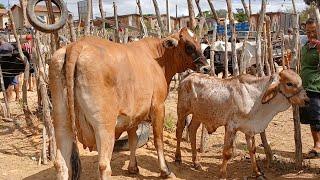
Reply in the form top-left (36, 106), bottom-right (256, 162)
top-left (23, 149), bottom-right (320, 180)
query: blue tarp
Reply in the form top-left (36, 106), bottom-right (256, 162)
top-left (217, 22), bottom-right (250, 35)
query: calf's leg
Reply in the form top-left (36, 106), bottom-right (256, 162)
top-left (220, 126), bottom-right (236, 179)
top-left (188, 120), bottom-right (201, 170)
top-left (152, 103), bottom-right (175, 178)
top-left (245, 135), bottom-right (264, 177)
top-left (175, 112), bottom-right (189, 164)
top-left (127, 126), bottom-right (139, 174)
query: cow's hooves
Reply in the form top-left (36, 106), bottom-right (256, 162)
top-left (193, 163), bottom-right (203, 170)
top-left (160, 171), bottom-right (175, 179)
top-left (128, 166), bottom-right (139, 174)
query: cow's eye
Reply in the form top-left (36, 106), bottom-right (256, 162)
top-left (186, 44), bottom-right (194, 54)
top-left (286, 82), bottom-right (294, 87)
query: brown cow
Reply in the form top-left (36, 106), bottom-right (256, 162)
top-left (50, 28), bottom-right (207, 180)
top-left (175, 69), bottom-right (309, 179)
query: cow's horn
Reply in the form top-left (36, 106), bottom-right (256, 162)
top-left (27, 0), bottom-right (68, 33)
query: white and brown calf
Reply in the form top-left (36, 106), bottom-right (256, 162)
top-left (175, 69), bottom-right (309, 179)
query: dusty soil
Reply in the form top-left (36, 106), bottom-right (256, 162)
top-left (0, 86), bottom-right (320, 180)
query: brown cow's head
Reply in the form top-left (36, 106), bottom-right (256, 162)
top-left (162, 28), bottom-right (208, 72)
top-left (262, 69), bottom-right (309, 106)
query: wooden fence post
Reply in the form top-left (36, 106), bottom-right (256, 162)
top-left (187, 0), bottom-right (196, 30)
top-left (224, 15), bottom-right (229, 79)
top-left (241, 0), bottom-right (251, 19)
top-left (46, 0), bottom-right (59, 51)
top-left (137, 0), bottom-right (148, 37)
top-left (291, 0), bottom-right (303, 168)
top-left (67, 14), bottom-right (77, 42)
top-left (226, 0), bottom-right (239, 76)
top-left (0, 66), bottom-right (10, 118)
top-left (85, 0), bottom-right (92, 36)
top-left (9, 9), bottom-right (32, 124)
top-left (35, 32), bottom-right (56, 161)
top-left (166, 0), bottom-right (171, 33)
top-left (207, 0), bottom-right (219, 23)
top-left (152, 0), bottom-right (164, 35)
top-left (113, 2), bottom-right (120, 43)
top-left (99, 0), bottom-right (106, 36)
top-left (266, 16), bottom-right (275, 74)
top-left (209, 22), bottom-right (217, 76)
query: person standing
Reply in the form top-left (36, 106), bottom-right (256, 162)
top-left (299, 18), bottom-right (320, 158)
top-left (22, 34), bottom-right (35, 91)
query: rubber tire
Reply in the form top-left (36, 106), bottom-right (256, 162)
top-left (113, 122), bottom-right (151, 152)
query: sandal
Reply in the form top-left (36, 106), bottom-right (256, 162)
top-left (305, 149), bottom-right (320, 159)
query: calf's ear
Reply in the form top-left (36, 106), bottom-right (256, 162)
top-left (262, 82), bottom-right (279, 104)
top-left (163, 37), bottom-right (178, 49)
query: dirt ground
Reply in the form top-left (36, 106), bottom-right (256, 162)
top-left (0, 86), bottom-right (320, 180)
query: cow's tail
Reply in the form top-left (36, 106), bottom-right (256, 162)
top-left (65, 44), bottom-right (83, 180)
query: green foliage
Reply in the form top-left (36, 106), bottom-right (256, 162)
top-left (164, 113), bottom-right (176, 132)
top-left (234, 8), bottom-right (248, 22)
top-left (0, 3), bottom-right (5, 9)
top-left (300, 6), bottom-right (314, 23)
top-left (304, 0), bottom-right (320, 7)
top-left (216, 9), bottom-right (228, 18)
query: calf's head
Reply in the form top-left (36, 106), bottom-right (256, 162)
top-left (262, 69), bottom-right (309, 106)
top-left (162, 27), bottom-right (208, 72)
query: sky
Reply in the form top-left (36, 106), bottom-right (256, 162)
top-left (1, 0), bottom-right (308, 20)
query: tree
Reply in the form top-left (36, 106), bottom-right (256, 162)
top-left (304, 0), bottom-right (320, 8)
top-left (216, 9), bottom-right (228, 18)
top-left (234, 8), bottom-right (248, 22)
top-left (0, 3), bottom-right (5, 9)
top-left (300, 6), bottom-right (314, 23)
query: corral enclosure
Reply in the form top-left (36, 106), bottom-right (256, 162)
top-left (0, 0), bottom-right (320, 179)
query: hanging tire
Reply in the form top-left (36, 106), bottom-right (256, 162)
top-left (27, 0), bottom-right (68, 33)
top-left (113, 122), bottom-right (151, 152)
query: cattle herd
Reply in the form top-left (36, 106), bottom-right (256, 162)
top-left (0, 0), bottom-right (313, 180)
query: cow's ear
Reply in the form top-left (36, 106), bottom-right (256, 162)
top-left (262, 82), bottom-right (279, 104)
top-left (163, 37), bottom-right (178, 49)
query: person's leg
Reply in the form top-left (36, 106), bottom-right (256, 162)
top-left (311, 125), bottom-right (320, 150)
top-left (6, 85), bottom-right (14, 102)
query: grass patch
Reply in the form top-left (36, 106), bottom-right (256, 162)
top-left (164, 113), bottom-right (176, 132)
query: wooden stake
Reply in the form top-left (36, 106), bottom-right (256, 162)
top-left (255, 0), bottom-right (266, 77)
top-left (224, 15), bottom-right (228, 78)
top-left (152, 0), bottom-right (164, 35)
top-left (113, 2), bottom-right (120, 43)
top-left (99, 0), bottom-right (106, 36)
top-left (67, 14), bottom-right (77, 42)
top-left (85, 0), bottom-right (92, 36)
top-left (291, 0), bottom-right (303, 168)
top-left (45, 0), bottom-right (59, 51)
top-left (42, 126), bottom-right (48, 165)
top-left (0, 66), bottom-right (10, 118)
top-left (263, 20), bottom-right (271, 76)
top-left (137, 0), bottom-right (148, 37)
top-left (209, 22), bottom-right (217, 76)
top-left (241, 0), bottom-right (251, 19)
top-left (266, 16), bottom-right (275, 74)
top-left (207, 0), bottom-right (219, 23)
top-left (187, 0), bottom-right (196, 30)
top-left (166, 0), bottom-right (171, 33)
top-left (8, 9), bottom-right (31, 124)
top-left (35, 32), bottom-right (56, 161)
top-left (226, 0), bottom-right (239, 76)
